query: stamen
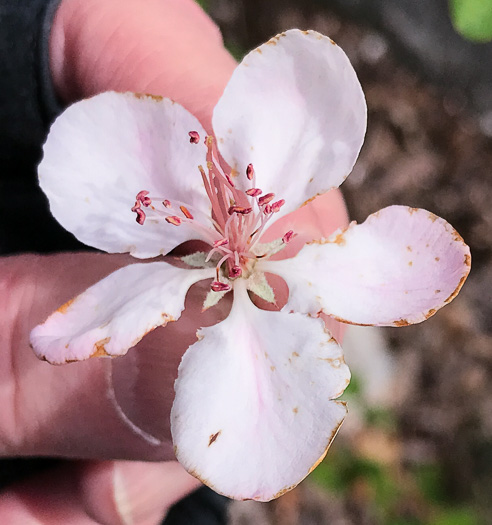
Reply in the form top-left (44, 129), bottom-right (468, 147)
top-left (246, 188), bottom-right (262, 197)
top-left (228, 205), bottom-right (252, 215)
top-left (134, 208), bottom-right (146, 225)
top-left (189, 131), bottom-right (200, 144)
top-left (246, 163), bottom-right (255, 180)
top-left (211, 281), bottom-right (231, 292)
top-left (258, 193), bottom-right (274, 207)
top-left (180, 205), bottom-right (194, 220)
top-left (270, 199), bottom-right (285, 213)
top-left (165, 216), bottom-right (182, 226)
top-left (163, 199), bottom-right (171, 208)
top-left (213, 238), bottom-right (229, 248)
top-left (136, 190), bottom-right (152, 207)
top-left (282, 230), bottom-right (295, 243)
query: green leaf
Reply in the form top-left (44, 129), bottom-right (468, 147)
top-left (430, 507), bottom-right (480, 525)
top-left (450, 0), bottom-right (492, 42)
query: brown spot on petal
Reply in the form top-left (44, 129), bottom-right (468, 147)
top-left (270, 366), bottom-right (276, 372)
top-left (230, 168), bottom-right (238, 178)
top-left (408, 261), bottom-right (413, 267)
top-left (332, 377), bottom-right (352, 399)
top-left (465, 253), bottom-right (471, 267)
top-left (331, 314), bottom-right (372, 327)
top-left (271, 483), bottom-right (298, 500)
top-left (330, 38), bottom-right (336, 45)
top-left (427, 212), bottom-right (438, 222)
top-left (318, 356), bottom-right (345, 368)
top-left (255, 48), bottom-right (262, 54)
top-left (444, 270), bottom-right (470, 305)
top-left (425, 308), bottom-right (437, 319)
top-left (208, 431), bottom-right (221, 446)
top-left (435, 290), bottom-right (441, 294)
top-left (292, 351), bottom-right (300, 357)
top-left (301, 192), bottom-right (322, 208)
top-left (91, 337), bottom-right (111, 358)
top-left (408, 207), bottom-right (419, 214)
top-left (394, 319), bottom-right (411, 327)
top-left (407, 246), bottom-right (412, 252)
top-left (133, 93), bottom-right (163, 102)
top-left (307, 411), bottom-right (345, 476)
top-left (293, 407), bottom-right (299, 413)
top-left (435, 257), bottom-right (440, 262)
top-left (333, 232), bottom-right (346, 246)
top-left (56, 298), bottom-right (75, 314)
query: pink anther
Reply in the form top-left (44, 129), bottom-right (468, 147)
top-left (163, 199), bottom-right (171, 208)
top-left (246, 163), bottom-right (255, 180)
top-left (258, 193), bottom-right (274, 206)
top-left (165, 216), bottom-right (182, 226)
top-left (270, 199), bottom-right (285, 213)
top-left (211, 281), bottom-right (231, 292)
top-left (245, 188), bottom-right (262, 197)
top-left (180, 205), bottom-right (194, 220)
top-left (136, 190), bottom-right (152, 207)
top-left (228, 205), bottom-right (253, 215)
top-left (189, 131), bottom-right (200, 144)
top-left (134, 208), bottom-right (146, 225)
top-left (282, 230), bottom-right (295, 244)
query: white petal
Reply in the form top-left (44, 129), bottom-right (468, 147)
top-left (30, 263), bottom-right (214, 364)
top-left (39, 92), bottom-right (211, 258)
top-left (213, 30), bottom-right (366, 218)
top-left (261, 206), bottom-right (471, 326)
top-left (172, 281), bottom-right (349, 501)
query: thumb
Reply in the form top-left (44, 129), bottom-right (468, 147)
top-left (0, 252), bottom-right (225, 460)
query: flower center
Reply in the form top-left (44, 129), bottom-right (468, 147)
top-left (132, 131), bottom-right (294, 291)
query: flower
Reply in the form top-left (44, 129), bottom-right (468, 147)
top-left (30, 30), bottom-right (470, 501)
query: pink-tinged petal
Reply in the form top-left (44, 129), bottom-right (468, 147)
top-left (39, 92), bottom-right (211, 258)
top-left (30, 263), bottom-right (214, 364)
top-left (213, 29), bottom-right (366, 218)
top-left (171, 282), bottom-right (349, 501)
top-left (261, 206), bottom-right (471, 326)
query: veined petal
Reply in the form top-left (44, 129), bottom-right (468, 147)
top-left (261, 206), bottom-right (471, 326)
top-left (213, 29), bottom-right (366, 219)
top-left (171, 281), bottom-right (349, 501)
top-left (30, 263), bottom-right (214, 364)
top-left (39, 92), bottom-right (211, 258)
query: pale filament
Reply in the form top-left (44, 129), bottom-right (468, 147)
top-left (132, 132), bottom-right (295, 291)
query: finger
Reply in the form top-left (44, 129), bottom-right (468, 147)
top-left (0, 460), bottom-right (199, 525)
top-left (50, 0), bottom-right (237, 130)
top-left (0, 252), bottom-right (188, 459)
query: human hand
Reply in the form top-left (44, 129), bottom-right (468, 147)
top-left (0, 0), bottom-right (348, 523)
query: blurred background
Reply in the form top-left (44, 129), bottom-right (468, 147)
top-left (199, 1), bottom-right (492, 524)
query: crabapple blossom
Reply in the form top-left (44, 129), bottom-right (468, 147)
top-left (30, 30), bottom-right (470, 501)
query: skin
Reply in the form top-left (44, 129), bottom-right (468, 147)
top-left (0, 0), bottom-right (348, 523)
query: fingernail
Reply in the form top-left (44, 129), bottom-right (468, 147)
top-left (113, 461), bottom-right (199, 524)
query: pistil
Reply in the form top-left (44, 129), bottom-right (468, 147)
top-left (131, 131), bottom-right (296, 292)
